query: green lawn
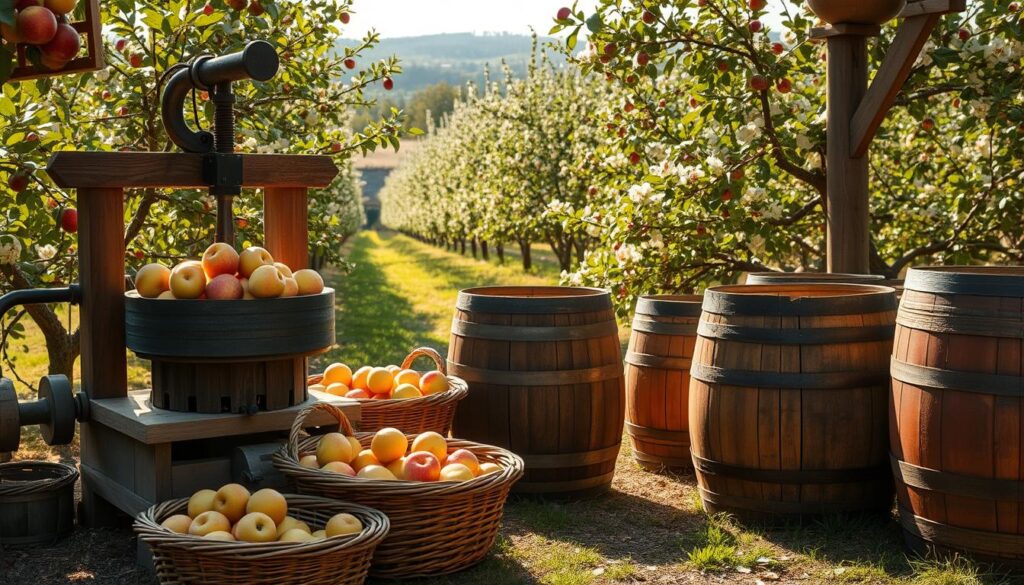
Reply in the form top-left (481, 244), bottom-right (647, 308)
top-left (1, 230), bottom-right (1013, 585)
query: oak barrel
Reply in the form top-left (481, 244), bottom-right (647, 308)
top-left (746, 273), bottom-right (904, 298)
top-left (891, 267), bottom-right (1024, 568)
top-left (448, 286), bottom-right (624, 498)
top-left (625, 295), bottom-right (702, 471)
top-left (0, 461), bottom-right (77, 547)
top-left (690, 284), bottom-right (897, 520)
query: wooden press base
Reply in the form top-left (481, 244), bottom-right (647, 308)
top-left (78, 389), bottom-right (359, 527)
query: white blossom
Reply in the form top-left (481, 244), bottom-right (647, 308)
top-left (36, 244), bottom-right (57, 260)
top-left (0, 236), bottom-right (22, 265)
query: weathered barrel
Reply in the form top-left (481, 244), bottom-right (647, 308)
top-left (891, 267), bottom-right (1024, 568)
top-left (689, 284), bottom-right (897, 520)
top-left (624, 295), bottom-right (702, 471)
top-left (0, 461), bottom-right (78, 547)
top-left (448, 286), bottom-right (624, 498)
top-left (746, 272), bottom-right (904, 298)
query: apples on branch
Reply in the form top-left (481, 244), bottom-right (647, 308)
top-left (3, 0), bottom-right (83, 71)
top-left (132, 243), bottom-right (326, 300)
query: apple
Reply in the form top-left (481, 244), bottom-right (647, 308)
top-left (201, 243), bottom-right (239, 279)
top-left (479, 462), bottom-right (502, 476)
top-left (356, 465), bottom-right (396, 480)
top-left (556, 6), bottom-right (571, 20)
top-left (279, 528), bottom-right (313, 542)
top-left (234, 512), bottom-right (277, 543)
top-left (343, 59), bottom-right (355, 69)
top-left (281, 277), bottom-right (299, 297)
top-left (17, 6), bottom-right (57, 45)
top-left (323, 363), bottom-right (352, 386)
top-left (351, 366), bottom-right (372, 390)
top-left (7, 174), bottom-right (28, 192)
top-left (60, 208), bottom-right (77, 233)
top-left (161, 514), bottom-right (193, 534)
top-left (345, 388), bottom-right (371, 399)
top-left (238, 246), bottom-right (274, 278)
top-left (339, 11), bottom-right (350, 23)
top-left (776, 78), bottom-right (792, 94)
top-left (446, 449), bottom-right (480, 475)
top-left (382, 77), bottom-right (394, 91)
top-left (157, 290), bottom-right (175, 300)
top-left (748, 19), bottom-right (762, 32)
top-left (392, 384), bottom-right (422, 400)
top-left (277, 516), bottom-right (310, 535)
top-left (248, 0), bottom-right (264, 16)
top-left (642, 10), bottom-right (656, 24)
top-left (293, 269), bottom-right (324, 295)
top-left (187, 488), bottom-right (217, 518)
top-left (245, 488), bottom-right (287, 525)
top-left (394, 369), bottom-right (419, 387)
top-left (248, 264), bottom-right (287, 298)
top-left (206, 273), bottom-right (243, 300)
top-left (772, 42), bottom-right (784, 55)
top-left (351, 448), bottom-right (380, 471)
top-left (44, 0), bottom-right (76, 14)
top-left (240, 278), bottom-right (254, 299)
top-left (366, 367), bottom-right (394, 395)
top-left (316, 432), bottom-right (354, 466)
top-left (203, 531), bottom-right (235, 541)
top-left (321, 461), bottom-right (356, 475)
top-left (410, 432), bottom-right (447, 461)
top-left (169, 261), bottom-right (206, 299)
top-left (386, 456), bottom-right (406, 477)
top-left (750, 74), bottom-right (769, 91)
top-left (325, 513), bottom-right (362, 537)
top-left (227, 0), bottom-right (247, 9)
top-left (419, 371), bottom-right (448, 395)
top-left (403, 451), bottom-right (441, 482)
top-left (635, 52), bottom-right (649, 66)
top-left (958, 28), bottom-right (971, 42)
top-left (135, 263), bottom-right (171, 298)
top-left (440, 463), bottom-right (475, 482)
top-left (129, 53), bottom-right (143, 67)
top-left (202, 2), bottom-right (214, 15)
top-left (299, 454), bottom-right (319, 468)
top-left (325, 382), bottom-right (349, 396)
top-left (921, 118), bottom-right (935, 131)
top-left (41, 23), bottom-right (79, 61)
top-left (370, 428), bottom-right (408, 464)
top-left (748, 0), bottom-right (766, 10)
top-left (272, 262), bottom-right (293, 278)
top-left (212, 483), bottom-right (250, 523)
top-left (189, 510), bottom-right (230, 536)
top-left (311, 530), bottom-right (326, 540)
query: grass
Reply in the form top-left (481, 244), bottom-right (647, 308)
top-left (2, 229), bottom-right (1021, 585)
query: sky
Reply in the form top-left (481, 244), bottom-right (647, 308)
top-left (342, 0), bottom-right (601, 39)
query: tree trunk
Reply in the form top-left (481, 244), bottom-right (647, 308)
top-left (519, 240), bottom-right (532, 271)
top-left (470, 239), bottom-right (478, 259)
top-left (496, 243), bottom-right (505, 264)
top-left (574, 239), bottom-right (586, 263)
top-left (460, 239), bottom-right (467, 255)
top-left (481, 240), bottom-right (489, 261)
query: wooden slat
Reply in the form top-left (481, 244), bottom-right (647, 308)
top-left (809, 23), bottom-right (882, 39)
top-left (900, 0), bottom-right (967, 17)
top-left (264, 187), bottom-right (310, 269)
top-left (47, 152), bottom-right (338, 189)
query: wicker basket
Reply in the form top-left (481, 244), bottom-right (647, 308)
top-left (308, 347), bottom-right (467, 434)
top-left (0, 461), bottom-right (78, 547)
top-left (134, 494), bottom-right (389, 585)
top-left (273, 402), bottom-right (524, 578)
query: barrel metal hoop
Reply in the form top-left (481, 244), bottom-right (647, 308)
top-left (625, 422), bottom-right (690, 444)
top-left (624, 351), bottom-right (692, 371)
top-left (905, 267), bottom-right (1024, 297)
top-left (513, 471), bottom-right (616, 494)
top-left (890, 358), bottom-right (1024, 397)
top-left (636, 296), bottom-right (704, 318)
top-left (521, 444), bottom-right (622, 469)
top-left (691, 364), bottom-right (888, 390)
top-left (450, 319), bottom-right (619, 342)
top-left (446, 362), bottom-right (623, 386)
top-left (698, 486), bottom-right (883, 515)
top-left (692, 453), bottom-right (889, 484)
top-left (697, 322), bottom-right (894, 345)
top-left (896, 300), bottom-right (1024, 338)
top-left (702, 288), bottom-right (897, 317)
top-left (630, 318), bottom-right (699, 336)
top-left (891, 454), bottom-right (1024, 501)
top-left (897, 503), bottom-right (1024, 556)
top-left (456, 288), bottom-right (612, 314)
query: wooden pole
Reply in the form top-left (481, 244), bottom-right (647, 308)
top-left (264, 187), bottom-right (310, 270)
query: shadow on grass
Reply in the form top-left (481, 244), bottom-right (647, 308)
top-left (368, 536), bottom-right (538, 585)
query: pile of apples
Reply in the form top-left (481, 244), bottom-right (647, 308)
top-left (302, 428), bottom-right (503, 483)
top-left (2, 0), bottom-right (83, 72)
top-left (310, 362), bottom-right (448, 400)
top-left (134, 243), bottom-right (325, 300)
top-left (160, 484), bottom-right (362, 543)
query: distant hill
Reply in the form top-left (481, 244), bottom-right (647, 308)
top-left (338, 32), bottom-right (566, 97)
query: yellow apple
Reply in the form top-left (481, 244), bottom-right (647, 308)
top-left (277, 516), bottom-right (310, 535)
top-left (248, 264), bottom-right (287, 298)
top-left (135, 263), bottom-right (171, 298)
top-left (273, 262), bottom-right (293, 278)
top-left (321, 461), bottom-right (355, 476)
top-left (351, 448), bottom-right (380, 472)
top-left (44, 0), bottom-right (77, 15)
top-left (213, 483), bottom-right (251, 523)
top-left (351, 366), bottom-right (372, 390)
top-left (370, 428), bottom-right (408, 464)
top-left (189, 511), bottom-right (230, 536)
top-left (316, 432), bottom-right (354, 466)
top-left (392, 384), bottom-right (422, 400)
top-left (323, 363), bottom-right (352, 386)
top-left (169, 260), bottom-right (206, 299)
top-left (346, 388), bottom-right (371, 399)
top-left (325, 513), bottom-right (362, 537)
top-left (311, 530), bottom-right (326, 540)
top-left (240, 277), bottom-right (254, 299)
top-left (411, 432), bottom-right (448, 462)
top-left (419, 371), bottom-right (449, 395)
top-left (308, 383), bottom-right (326, 392)
top-left (478, 462), bottom-right (503, 476)
top-left (325, 382), bottom-right (349, 396)
top-left (157, 290), bottom-right (176, 300)
top-left (402, 451), bottom-right (441, 482)
top-left (187, 488), bottom-right (218, 518)
top-left (202, 531), bottom-right (235, 541)
top-left (346, 436), bottom-right (362, 456)
top-left (234, 512), bottom-right (277, 543)
top-left (393, 369), bottom-right (420, 387)
top-left (201, 242), bottom-right (240, 279)
top-left (293, 269), bottom-right (324, 295)
top-left (299, 454), bottom-right (319, 469)
top-left (356, 465), bottom-right (397, 480)
top-left (245, 488), bottom-right (288, 525)
top-left (281, 277), bottom-right (298, 297)
top-left (238, 246), bottom-right (274, 278)
top-left (160, 514), bottom-right (193, 534)
top-left (440, 463), bottom-right (475, 482)
top-left (446, 449), bottom-right (481, 476)
top-left (386, 456), bottom-right (406, 478)
top-left (278, 528), bottom-right (314, 543)
top-left (366, 367), bottom-right (394, 395)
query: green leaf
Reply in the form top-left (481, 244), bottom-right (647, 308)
top-left (585, 13), bottom-right (603, 33)
top-left (0, 45), bottom-right (13, 86)
top-left (567, 27), bottom-right (579, 51)
top-left (0, 0), bottom-right (13, 27)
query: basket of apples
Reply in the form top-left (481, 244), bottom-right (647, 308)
top-left (134, 485), bottom-right (389, 585)
top-left (272, 402), bottom-right (524, 578)
top-left (308, 347), bottom-right (468, 434)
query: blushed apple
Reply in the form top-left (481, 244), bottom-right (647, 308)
top-left (247, 264), bottom-right (286, 298)
top-left (135, 263), bottom-right (171, 298)
top-left (419, 371), bottom-right (449, 395)
top-left (17, 6), bottom-right (57, 45)
top-left (201, 242), bottom-right (240, 279)
top-left (439, 463), bottom-right (475, 482)
top-left (403, 451), bottom-right (441, 482)
top-left (273, 262), bottom-right (293, 278)
top-left (238, 246), bottom-right (274, 278)
top-left (446, 449), bottom-right (480, 475)
top-left (206, 273), bottom-right (244, 300)
top-left (281, 277), bottom-right (298, 297)
top-left (169, 261), bottom-right (206, 299)
top-left (293, 269), bottom-right (324, 295)
top-left (40, 23), bottom-right (79, 61)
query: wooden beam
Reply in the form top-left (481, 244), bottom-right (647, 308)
top-left (850, 14), bottom-right (941, 157)
top-left (47, 152), bottom-right (338, 189)
top-left (264, 187), bottom-right (310, 270)
top-left (810, 23), bottom-right (881, 40)
top-left (900, 0), bottom-right (967, 18)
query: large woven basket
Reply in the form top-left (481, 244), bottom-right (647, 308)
top-left (135, 494), bottom-right (389, 585)
top-left (0, 461), bottom-right (78, 547)
top-left (273, 402), bottom-right (524, 578)
top-left (308, 347), bottom-right (467, 434)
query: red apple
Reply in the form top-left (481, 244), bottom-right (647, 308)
top-left (41, 24), bottom-right (80, 61)
top-left (206, 273), bottom-right (244, 300)
top-left (749, 0), bottom-right (766, 10)
top-left (748, 19), bottom-right (763, 33)
top-left (776, 78), bottom-right (792, 93)
top-left (402, 451), bottom-right (441, 482)
top-left (17, 6), bottom-right (58, 45)
top-left (642, 10), bottom-right (656, 24)
top-left (129, 53), bottom-right (143, 67)
top-left (8, 174), bottom-right (29, 192)
top-left (772, 42), bottom-right (784, 55)
top-left (227, 0), bottom-right (247, 9)
top-left (749, 74), bottom-right (769, 91)
top-left (556, 6), bottom-right (571, 20)
top-left (343, 58), bottom-right (355, 69)
top-left (340, 11), bottom-right (350, 24)
top-left (382, 77), bottom-right (394, 91)
top-left (60, 208), bottom-right (77, 233)
top-left (635, 51), bottom-right (649, 66)
top-left (921, 118), bottom-right (935, 131)
top-left (603, 42), bottom-right (617, 58)
top-left (201, 242), bottom-right (240, 279)
top-left (248, 1), bottom-right (264, 16)
top-left (114, 38), bottom-right (126, 51)
top-left (202, 3), bottom-right (214, 15)
top-left (958, 28), bottom-right (970, 42)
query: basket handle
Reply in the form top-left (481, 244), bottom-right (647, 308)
top-left (400, 347), bottom-right (446, 375)
top-left (287, 402), bottom-right (356, 459)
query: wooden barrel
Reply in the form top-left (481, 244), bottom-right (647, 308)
top-left (689, 284), bottom-right (897, 520)
top-left (624, 295), bottom-right (702, 471)
top-left (448, 286), bottom-right (624, 498)
top-left (891, 267), bottom-right (1024, 568)
top-left (0, 461), bottom-right (77, 547)
top-left (746, 272), bottom-right (904, 298)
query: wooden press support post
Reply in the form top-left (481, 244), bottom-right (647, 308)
top-left (812, 0), bottom-right (966, 273)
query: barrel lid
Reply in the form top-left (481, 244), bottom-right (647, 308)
top-left (456, 286), bottom-right (612, 314)
top-left (635, 295), bottom-right (704, 317)
top-left (746, 272), bottom-right (885, 284)
top-left (703, 284), bottom-right (897, 316)
top-left (905, 266), bottom-right (1024, 297)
